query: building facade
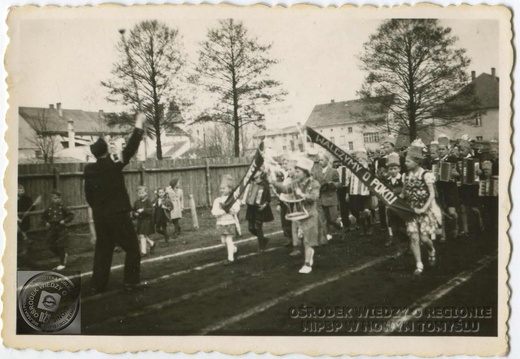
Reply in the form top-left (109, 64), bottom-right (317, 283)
top-left (431, 69), bottom-right (499, 142)
top-left (18, 103), bottom-right (191, 163)
top-left (304, 96), bottom-right (393, 152)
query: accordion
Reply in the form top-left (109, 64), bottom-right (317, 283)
top-left (479, 176), bottom-right (498, 197)
top-left (437, 162), bottom-right (455, 182)
top-left (459, 158), bottom-right (480, 185)
top-left (246, 184), bottom-right (265, 206)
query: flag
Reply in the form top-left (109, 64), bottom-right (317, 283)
top-left (221, 142), bottom-right (265, 213)
top-left (306, 127), bottom-right (415, 222)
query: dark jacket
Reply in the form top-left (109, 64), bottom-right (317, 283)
top-left (84, 128), bottom-right (143, 219)
top-left (18, 195), bottom-right (33, 231)
top-left (42, 202), bottom-right (74, 226)
top-left (245, 180), bottom-right (274, 223)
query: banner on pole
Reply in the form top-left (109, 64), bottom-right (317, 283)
top-left (221, 142), bottom-right (264, 213)
top-left (306, 127), bottom-right (416, 222)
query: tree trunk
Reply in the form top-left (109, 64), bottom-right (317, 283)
top-left (232, 73), bottom-right (240, 157)
top-left (149, 38), bottom-right (163, 160)
top-left (409, 115), bottom-right (417, 142)
top-left (233, 105), bottom-right (240, 157)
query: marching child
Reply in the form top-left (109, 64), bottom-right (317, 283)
top-left (479, 161), bottom-right (499, 235)
top-left (153, 187), bottom-right (174, 246)
top-left (133, 185), bottom-right (155, 256)
top-left (384, 153), bottom-right (404, 247)
top-left (458, 135), bottom-right (484, 236)
top-left (245, 169), bottom-right (275, 251)
top-left (42, 189), bottom-right (74, 270)
top-left (436, 135), bottom-right (460, 241)
top-left (211, 175), bottom-right (241, 264)
top-left (272, 157), bottom-right (321, 274)
top-left (167, 178), bottom-right (185, 244)
top-left (349, 149), bottom-right (373, 237)
top-left (401, 140), bottom-right (442, 276)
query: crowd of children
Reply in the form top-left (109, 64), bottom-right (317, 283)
top-left (265, 133), bottom-right (499, 276)
top-left (17, 177), bottom-right (187, 269)
top-left (18, 133), bottom-right (498, 277)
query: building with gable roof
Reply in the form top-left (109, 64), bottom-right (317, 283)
top-left (18, 103), bottom-right (191, 163)
top-left (431, 68), bottom-right (499, 142)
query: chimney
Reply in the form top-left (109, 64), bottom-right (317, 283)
top-left (471, 71), bottom-right (476, 81)
top-left (67, 119), bottom-right (75, 148)
top-left (331, 99), bottom-right (335, 103)
top-left (491, 67), bottom-right (496, 79)
top-left (57, 102), bottom-right (62, 117)
top-left (49, 104), bottom-right (55, 109)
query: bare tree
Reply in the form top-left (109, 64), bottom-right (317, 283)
top-left (28, 109), bottom-right (61, 164)
top-left (358, 19), bottom-right (479, 141)
top-left (101, 20), bottom-right (189, 159)
top-left (194, 19), bottom-right (286, 157)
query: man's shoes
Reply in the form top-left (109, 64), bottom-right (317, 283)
top-left (53, 264), bottom-right (66, 270)
top-left (124, 282), bottom-right (148, 292)
top-left (384, 237), bottom-right (394, 247)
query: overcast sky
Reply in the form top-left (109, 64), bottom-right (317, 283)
top-left (12, 14), bottom-right (499, 129)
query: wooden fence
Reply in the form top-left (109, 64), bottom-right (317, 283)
top-left (18, 157), bottom-right (251, 231)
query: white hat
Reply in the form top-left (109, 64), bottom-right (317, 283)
top-left (307, 148), bottom-right (319, 156)
top-left (295, 157), bottom-right (314, 173)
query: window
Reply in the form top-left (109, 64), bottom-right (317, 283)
top-left (348, 127), bottom-right (353, 133)
top-left (330, 136), bottom-right (335, 144)
top-left (363, 132), bottom-right (380, 143)
top-left (476, 136), bottom-right (483, 141)
top-left (35, 149), bottom-right (43, 159)
top-left (348, 141), bottom-right (354, 151)
top-left (475, 113), bottom-right (482, 127)
top-left (339, 136), bottom-right (346, 146)
top-left (282, 145), bottom-right (287, 151)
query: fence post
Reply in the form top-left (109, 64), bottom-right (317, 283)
top-left (53, 167), bottom-right (60, 189)
top-left (139, 163), bottom-right (146, 186)
top-left (189, 194), bottom-right (199, 230)
top-left (205, 158), bottom-right (211, 207)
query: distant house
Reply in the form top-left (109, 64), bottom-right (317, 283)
top-left (18, 103), bottom-right (127, 163)
top-left (304, 96), bottom-right (394, 152)
top-left (19, 103), bottom-right (192, 163)
top-left (431, 68), bottom-right (499, 142)
top-left (253, 125), bottom-right (303, 154)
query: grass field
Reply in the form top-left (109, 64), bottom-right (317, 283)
top-left (17, 206), bottom-right (499, 336)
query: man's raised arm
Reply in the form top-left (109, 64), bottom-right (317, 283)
top-left (121, 112), bottom-right (146, 165)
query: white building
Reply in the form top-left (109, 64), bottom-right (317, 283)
top-left (305, 96), bottom-right (394, 152)
top-left (430, 69), bottom-right (499, 142)
top-left (254, 125), bottom-right (303, 154)
top-left (18, 103), bottom-right (191, 163)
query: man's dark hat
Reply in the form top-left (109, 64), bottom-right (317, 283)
top-left (90, 137), bottom-right (108, 158)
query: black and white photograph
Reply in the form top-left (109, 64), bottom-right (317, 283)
top-left (2, 3), bottom-right (512, 356)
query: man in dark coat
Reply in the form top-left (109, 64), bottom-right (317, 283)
top-left (84, 112), bottom-right (146, 293)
